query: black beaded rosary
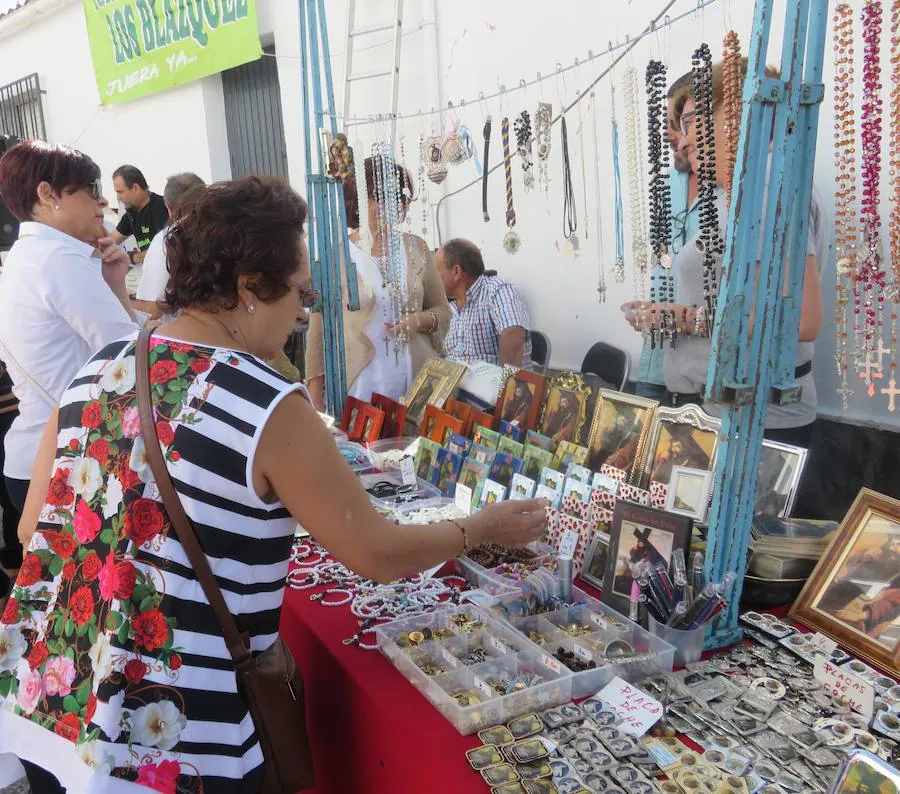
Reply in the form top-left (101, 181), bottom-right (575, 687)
top-left (513, 110), bottom-right (535, 191)
top-left (645, 59), bottom-right (675, 347)
top-left (692, 43), bottom-right (724, 333)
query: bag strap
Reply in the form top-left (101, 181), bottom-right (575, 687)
top-left (0, 337), bottom-right (57, 409)
top-left (135, 326), bottom-right (252, 667)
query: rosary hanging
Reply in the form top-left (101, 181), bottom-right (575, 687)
top-left (692, 43), bottom-right (724, 333)
top-left (500, 116), bottom-right (521, 254)
top-left (590, 90), bottom-right (608, 302)
top-left (832, 3), bottom-right (859, 409)
top-left (535, 102), bottom-right (553, 195)
top-left (514, 110), bottom-right (535, 192)
top-left (482, 115), bottom-right (493, 222)
top-left (560, 114), bottom-right (578, 247)
top-left (721, 32), bottom-right (742, 205)
top-left (883, 0), bottom-right (900, 411)
top-left (371, 143), bottom-right (410, 362)
top-left (645, 59), bottom-right (675, 347)
top-left (623, 66), bottom-right (648, 297)
top-left (609, 82), bottom-right (626, 284)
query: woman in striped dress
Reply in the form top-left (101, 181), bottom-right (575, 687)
top-left (0, 176), bottom-right (546, 793)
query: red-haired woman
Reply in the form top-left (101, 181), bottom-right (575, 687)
top-left (0, 142), bottom-right (140, 523)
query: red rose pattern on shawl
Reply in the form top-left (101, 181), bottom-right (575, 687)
top-left (0, 338), bottom-right (217, 788)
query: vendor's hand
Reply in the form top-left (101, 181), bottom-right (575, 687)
top-left (621, 301), bottom-right (650, 332)
top-left (385, 316), bottom-right (417, 338)
top-left (464, 498), bottom-right (548, 548)
top-left (97, 237), bottom-right (131, 288)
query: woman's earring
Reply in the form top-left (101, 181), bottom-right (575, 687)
top-left (54, 204), bottom-right (60, 210)
top-left (247, 303), bottom-right (256, 315)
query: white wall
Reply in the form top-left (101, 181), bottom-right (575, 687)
top-left (1, 0), bottom-right (896, 430)
top-left (321, 0), bottom-right (898, 430)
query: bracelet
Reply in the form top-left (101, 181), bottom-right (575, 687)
top-left (426, 309), bottom-right (438, 334)
top-left (450, 519), bottom-right (469, 555)
top-left (692, 305), bottom-right (708, 337)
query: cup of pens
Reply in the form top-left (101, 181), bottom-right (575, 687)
top-left (632, 551), bottom-right (733, 668)
top-left (647, 615), bottom-right (706, 667)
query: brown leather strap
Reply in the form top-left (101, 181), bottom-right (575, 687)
top-left (135, 326), bottom-right (251, 667)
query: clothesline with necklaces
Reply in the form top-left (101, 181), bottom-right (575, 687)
top-left (433, 0), bottom-right (714, 244)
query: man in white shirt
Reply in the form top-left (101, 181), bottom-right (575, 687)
top-left (134, 172), bottom-right (205, 317)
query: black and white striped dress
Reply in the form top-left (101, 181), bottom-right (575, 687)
top-left (0, 332), bottom-right (303, 794)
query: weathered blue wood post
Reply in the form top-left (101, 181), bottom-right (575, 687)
top-left (299, 0), bottom-right (361, 416)
top-left (703, 0), bottom-right (827, 649)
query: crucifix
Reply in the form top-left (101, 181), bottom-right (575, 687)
top-left (881, 376), bottom-right (900, 412)
top-left (836, 382), bottom-right (855, 408)
top-left (856, 349), bottom-right (885, 396)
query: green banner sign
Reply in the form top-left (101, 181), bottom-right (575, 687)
top-left (83, 0), bottom-right (262, 105)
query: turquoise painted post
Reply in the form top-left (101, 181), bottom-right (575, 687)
top-left (702, 0), bottom-right (827, 650)
top-left (298, 0), bottom-right (360, 416)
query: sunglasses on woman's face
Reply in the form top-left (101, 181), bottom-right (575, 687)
top-left (84, 179), bottom-right (104, 201)
top-left (288, 280), bottom-right (319, 308)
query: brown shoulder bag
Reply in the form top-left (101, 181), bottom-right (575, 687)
top-left (136, 326), bottom-right (313, 793)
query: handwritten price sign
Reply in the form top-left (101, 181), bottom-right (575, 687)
top-left (597, 676), bottom-right (664, 737)
top-left (813, 656), bottom-right (874, 718)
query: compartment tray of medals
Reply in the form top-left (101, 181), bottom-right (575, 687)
top-left (376, 603), bottom-right (573, 734)
top-left (487, 587), bottom-right (677, 698)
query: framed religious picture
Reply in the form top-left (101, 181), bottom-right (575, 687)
top-left (371, 393), bottom-right (407, 439)
top-left (582, 532), bottom-right (611, 590)
top-left (640, 404), bottom-right (721, 489)
top-left (444, 398), bottom-right (474, 438)
top-left (665, 466), bottom-right (714, 523)
top-left (349, 404), bottom-right (385, 443)
top-left (601, 501), bottom-right (693, 617)
top-left (587, 390), bottom-right (658, 483)
top-left (754, 440), bottom-right (808, 518)
top-left (495, 369), bottom-right (546, 432)
top-left (402, 358), bottom-right (467, 428)
top-left (790, 488), bottom-right (900, 674)
top-left (538, 372), bottom-right (593, 447)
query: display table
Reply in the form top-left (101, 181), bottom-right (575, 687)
top-left (279, 580), bottom-right (483, 794)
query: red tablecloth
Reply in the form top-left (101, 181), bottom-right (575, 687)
top-left (278, 576), bottom-right (793, 794)
top-left (279, 583), bottom-right (483, 794)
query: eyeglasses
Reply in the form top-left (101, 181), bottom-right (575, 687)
top-left (289, 280), bottom-right (319, 308)
top-left (84, 178), bottom-right (104, 201)
top-left (679, 110), bottom-right (697, 137)
top-left (671, 208), bottom-right (689, 254)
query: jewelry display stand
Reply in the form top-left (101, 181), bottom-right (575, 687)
top-left (703, 0), bottom-right (827, 649)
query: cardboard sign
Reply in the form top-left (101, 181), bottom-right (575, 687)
top-left (400, 456), bottom-right (417, 487)
top-left (454, 483), bottom-right (473, 516)
top-left (813, 657), bottom-right (874, 717)
top-left (808, 632), bottom-right (838, 656)
top-left (597, 677), bottom-right (664, 737)
top-left (558, 529), bottom-right (579, 560)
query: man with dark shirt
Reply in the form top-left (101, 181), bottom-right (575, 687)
top-left (110, 164), bottom-right (168, 264)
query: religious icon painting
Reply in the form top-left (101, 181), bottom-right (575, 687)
top-left (497, 435), bottom-right (525, 459)
top-left (537, 372), bottom-right (592, 447)
top-left (510, 473), bottom-right (537, 501)
top-left (403, 357), bottom-right (466, 428)
top-left (496, 369), bottom-right (547, 432)
top-left (582, 532), bottom-right (611, 591)
top-left (414, 437), bottom-right (442, 483)
top-left (665, 466), bottom-right (714, 523)
top-left (522, 445), bottom-right (554, 483)
top-left (640, 404), bottom-right (721, 489)
top-left (601, 501), bottom-right (693, 617)
top-left (791, 488), bottom-right (900, 674)
top-left (551, 441), bottom-right (589, 473)
top-left (754, 440), bottom-right (809, 519)
top-left (432, 448), bottom-right (463, 498)
top-left (479, 479), bottom-right (508, 508)
top-left (525, 430), bottom-right (554, 451)
top-left (458, 459), bottom-right (490, 508)
top-left (473, 424), bottom-right (501, 450)
top-left (489, 452), bottom-right (524, 490)
top-left (587, 390), bottom-right (658, 482)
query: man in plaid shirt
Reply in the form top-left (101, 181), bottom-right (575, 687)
top-left (436, 239), bottom-right (532, 367)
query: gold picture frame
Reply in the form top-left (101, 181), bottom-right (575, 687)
top-left (402, 358), bottom-right (467, 427)
top-left (790, 488), bottom-right (900, 675)
top-left (537, 372), bottom-right (593, 447)
top-left (586, 390), bottom-right (658, 483)
top-left (639, 404), bottom-right (721, 488)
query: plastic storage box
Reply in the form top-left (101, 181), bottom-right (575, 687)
top-left (487, 588), bottom-right (676, 698)
top-left (366, 436), bottom-right (418, 471)
top-left (452, 541), bottom-right (558, 598)
top-left (359, 470), bottom-right (442, 512)
top-left (376, 603), bottom-right (573, 735)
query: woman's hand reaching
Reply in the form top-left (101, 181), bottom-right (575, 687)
top-left (461, 498), bottom-right (548, 549)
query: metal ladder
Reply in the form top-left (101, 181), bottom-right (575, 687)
top-left (341, 0), bottom-right (404, 139)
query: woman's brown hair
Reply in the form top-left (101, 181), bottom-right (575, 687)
top-left (163, 176), bottom-right (307, 312)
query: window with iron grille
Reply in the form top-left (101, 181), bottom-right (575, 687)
top-left (0, 73), bottom-right (45, 141)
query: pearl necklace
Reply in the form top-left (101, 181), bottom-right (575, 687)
top-left (288, 540), bottom-right (469, 650)
top-left (623, 66), bottom-right (648, 299)
top-left (885, 0), bottom-right (900, 409)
